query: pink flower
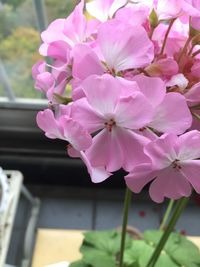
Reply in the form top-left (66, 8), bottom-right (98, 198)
top-left (39, 0), bottom-right (99, 56)
top-left (97, 19), bottom-right (154, 72)
top-left (125, 131), bottom-right (200, 203)
top-left (133, 75), bottom-right (192, 134)
top-left (155, 0), bottom-right (200, 20)
top-left (72, 74), bottom-right (154, 173)
top-left (86, 0), bottom-right (127, 22)
top-left (68, 149), bottom-right (112, 183)
top-left (36, 109), bottom-right (92, 151)
top-left (32, 60), bottom-right (54, 93)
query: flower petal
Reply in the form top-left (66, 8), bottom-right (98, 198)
top-left (71, 44), bottom-right (104, 80)
top-left (133, 74), bottom-right (166, 107)
top-left (125, 164), bottom-right (156, 193)
top-left (178, 130), bottom-right (200, 160)
top-left (116, 92), bottom-right (153, 129)
top-left (149, 167), bottom-right (192, 203)
top-left (144, 133), bottom-right (178, 170)
top-left (81, 74), bottom-right (121, 115)
top-left (86, 128), bottom-right (124, 172)
top-left (181, 160), bottom-right (200, 193)
top-left (98, 19), bottom-right (154, 72)
top-left (36, 109), bottom-right (62, 139)
top-left (81, 152), bottom-right (112, 183)
top-left (116, 128), bottom-right (150, 171)
top-left (72, 98), bottom-right (105, 133)
top-left (149, 93), bottom-right (192, 134)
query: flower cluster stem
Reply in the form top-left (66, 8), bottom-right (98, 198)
top-left (160, 18), bottom-right (176, 55)
top-left (159, 199), bottom-right (174, 230)
top-left (118, 187), bottom-right (132, 267)
top-left (145, 197), bottom-right (189, 267)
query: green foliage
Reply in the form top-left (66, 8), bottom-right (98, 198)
top-left (0, 27), bottom-right (40, 61)
top-left (2, 0), bottom-right (26, 9)
top-left (45, 0), bottom-right (77, 22)
top-left (0, 4), bottom-right (17, 39)
top-left (0, 26), bottom-right (42, 98)
top-left (69, 230), bottom-right (200, 267)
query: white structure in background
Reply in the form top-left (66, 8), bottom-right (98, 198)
top-left (0, 167), bottom-right (9, 214)
top-left (0, 169), bottom-right (40, 267)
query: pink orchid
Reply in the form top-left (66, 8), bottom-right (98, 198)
top-left (36, 109), bottom-right (92, 151)
top-left (86, 0), bottom-right (127, 22)
top-left (72, 74), bottom-right (153, 173)
top-left (125, 131), bottom-right (200, 203)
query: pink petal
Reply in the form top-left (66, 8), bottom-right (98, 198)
top-left (71, 44), bottom-right (104, 80)
top-left (62, 0), bottom-right (87, 46)
top-left (81, 74), bottom-right (121, 115)
top-left (184, 82), bottom-right (200, 107)
top-left (181, 160), bottom-right (200, 193)
top-left (149, 93), bottom-right (192, 134)
top-left (98, 19), bottom-right (154, 72)
top-left (86, 0), bottom-right (115, 22)
top-left (32, 60), bottom-right (46, 79)
top-left (41, 19), bottom-right (66, 43)
top-left (165, 73), bottom-right (188, 90)
top-left (36, 109), bottom-right (62, 139)
top-left (47, 41), bottom-right (70, 62)
top-left (59, 116), bottom-right (92, 151)
top-left (86, 128), bottom-right (124, 172)
top-left (133, 74), bottom-right (166, 107)
top-left (178, 130), bottom-right (200, 160)
top-left (144, 133), bottom-right (178, 170)
top-left (72, 98), bottom-right (105, 133)
top-left (149, 166), bottom-right (192, 203)
top-left (125, 164), bottom-right (156, 193)
top-left (116, 128), bottom-right (150, 171)
top-left (115, 5), bottom-right (149, 27)
top-left (80, 152), bottom-right (112, 183)
top-left (115, 92), bottom-right (153, 129)
top-left (35, 72), bottom-right (55, 93)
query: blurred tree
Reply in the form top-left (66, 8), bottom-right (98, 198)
top-left (0, 27), bottom-right (42, 98)
top-left (0, 4), bottom-right (17, 39)
top-left (45, 0), bottom-right (79, 21)
top-left (1, 0), bottom-right (26, 9)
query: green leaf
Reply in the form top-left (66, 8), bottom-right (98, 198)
top-left (143, 230), bottom-right (200, 267)
top-left (83, 249), bottom-right (116, 267)
top-left (124, 240), bottom-right (177, 267)
top-left (82, 230), bottom-right (132, 256)
top-left (69, 260), bottom-right (90, 267)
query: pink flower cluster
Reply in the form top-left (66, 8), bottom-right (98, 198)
top-left (32, 0), bottom-right (200, 203)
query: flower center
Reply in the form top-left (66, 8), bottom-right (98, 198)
top-left (172, 159), bottom-right (182, 171)
top-left (104, 118), bottom-right (116, 132)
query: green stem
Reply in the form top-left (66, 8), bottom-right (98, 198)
top-left (192, 111), bottom-right (200, 121)
top-left (146, 197), bottom-right (189, 267)
top-left (119, 187), bottom-right (132, 267)
top-left (160, 18), bottom-right (176, 55)
top-left (159, 199), bottom-right (174, 231)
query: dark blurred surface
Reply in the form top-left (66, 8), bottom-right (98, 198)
top-left (0, 105), bottom-right (126, 187)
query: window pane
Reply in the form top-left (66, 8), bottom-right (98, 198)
top-left (0, 0), bottom-right (77, 100)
